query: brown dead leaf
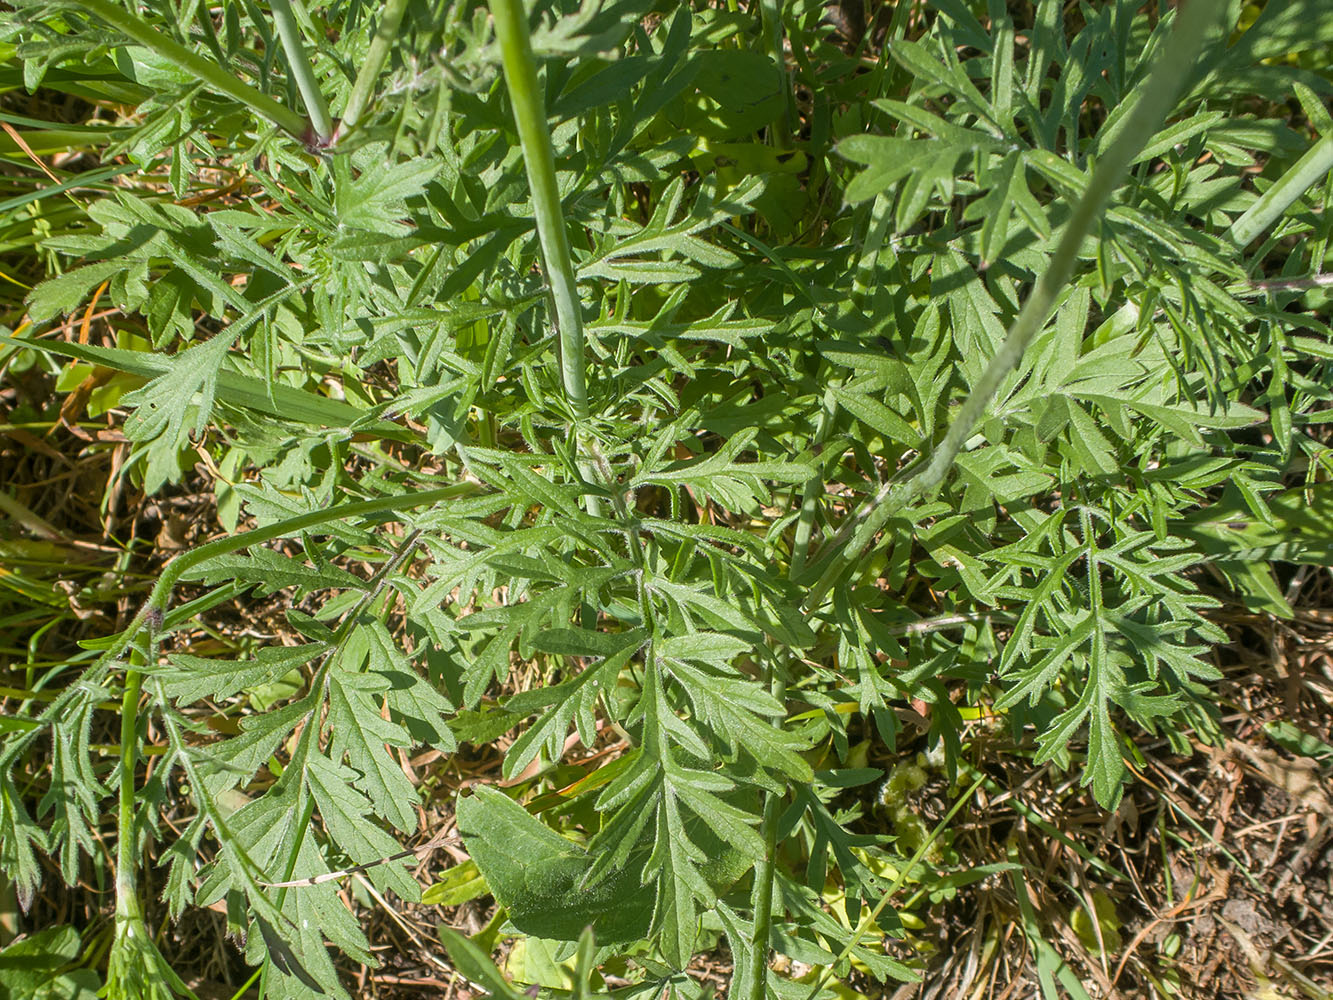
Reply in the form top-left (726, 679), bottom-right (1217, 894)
top-left (1225, 739), bottom-right (1332, 815)
top-left (156, 511), bottom-right (191, 551)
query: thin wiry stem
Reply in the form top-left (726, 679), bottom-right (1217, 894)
top-left (801, 774), bottom-right (987, 1000)
top-left (78, 0), bottom-right (308, 138)
top-left (802, 0), bottom-right (1229, 615)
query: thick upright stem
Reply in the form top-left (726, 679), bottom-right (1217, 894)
top-left (1228, 133), bottom-right (1333, 248)
top-left (490, 0), bottom-right (589, 422)
top-left (758, 0), bottom-right (795, 150)
top-left (269, 0), bottom-right (334, 143)
top-left (339, 0), bottom-right (412, 135)
top-left (109, 625), bottom-right (160, 998)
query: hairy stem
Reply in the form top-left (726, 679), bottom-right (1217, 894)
top-left (77, 0), bottom-right (308, 138)
top-left (114, 654), bottom-right (147, 925)
top-left (490, 0), bottom-right (589, 422)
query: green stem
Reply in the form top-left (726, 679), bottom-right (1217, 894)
top-left (744, 391), bottom-right (840, 1000)
top-left (111, 506), bottom-right (447, 979)
top-left (0, 484), bottom-right (478, 777)
top-left (141, 484), bottom-right (474, 620)
top-left (758, 0), bottom-right (795, 150)
top-left (109, 501), bottom-right (457, 996)
top-left (77, 0), bottom-right (308, 138)
top-left (260, 527), bottom-right (427, 991)
top-left (1228, 132), bottom-right (1333, 248)
top-left (339, 0), bottom-right (412, 135)
top-left (114, 657), bottom-right (146, 927)
top-left (490, 0), bottom-right (589, 422)
top-left (108, 629), bottom-right (173, 999)
top-left (801, 774), bottom-right (986, 1000)
top-left (788, 397), bottom-right (836, 579)
top-left (269, 0), bottom-right (334, 143)
top-left (743, 666), bottom-right (785, 998)
top-left (801, 0), bottom-right (1227, 614)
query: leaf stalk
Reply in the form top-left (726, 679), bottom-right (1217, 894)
top-left (1228, 132), bottom-right (1333, 248)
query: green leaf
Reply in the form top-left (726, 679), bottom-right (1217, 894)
top-left (0, 334), bottom-right (405, 439)
top-left (1263, 721), bottom-right (1333, 764)
top-left (0, 774), bottom-right (45, 910)
top-left (326, 671), bottom-right (419, 832)
top-left (656, 632), bottom-right (751, 663)
top-left (840, 135), bottom-right (994, 210)
top-left (182, 548), bottom-right (365, 598)
top-left (437, 927), bottom-right (526, 1000)
top-left (0, 925), bottom-right (100, 1000)
top-left (120, 331), bottom-right (235, 493)
top-left (160, 642), bottom-right (326, 703)
top-left (26, 260), bottom-right (129, 323)
top-left (421, 859), bottom-right (489, 907)
top-left (335, 151), bottom-right (438, 234)
top-left (663, 659), bottom-right (812, 783)
top-left (305, 753), bottom-right (421, 900)
top-left (503, 634), bottom-right (640, 780)
top-left (1086, 688), bottom-right (1125, 808)
top-left (456, 786), bottom-right (654, 943)
top-left (193, 700), bottom-right (310, 802)
top-left (831, 386), bottom-right (921, 448)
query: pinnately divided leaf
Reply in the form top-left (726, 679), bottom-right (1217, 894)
top-left (3, 0), bottom-right (1328, 993)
